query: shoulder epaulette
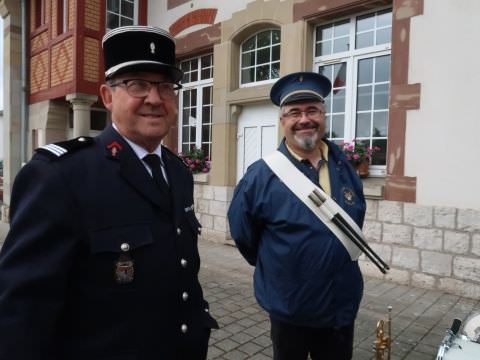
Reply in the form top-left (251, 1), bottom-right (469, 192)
top-left (36, 136), bottom-right (94, 159)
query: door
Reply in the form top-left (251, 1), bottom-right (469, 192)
top-left (236, 103), bottom-right (279, 182)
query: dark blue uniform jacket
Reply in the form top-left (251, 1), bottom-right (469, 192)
top-left (0, 125), bottom-right (217, 359)
top-left (228, 139), bottom-right (366, 328)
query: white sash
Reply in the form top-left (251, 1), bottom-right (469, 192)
top-left (263, 150), bottom-right (363, 260)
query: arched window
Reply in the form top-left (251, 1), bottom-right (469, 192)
top-left (240, 29), bottom-right (281, 86)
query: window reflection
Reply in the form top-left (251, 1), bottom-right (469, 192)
top-left (315, 9), bottom-right (392, 170)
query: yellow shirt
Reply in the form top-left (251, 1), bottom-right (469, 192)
top-left (285, 141), bottom-right (331, 196)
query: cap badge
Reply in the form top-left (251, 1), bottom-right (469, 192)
top-left (150, 42), bottom-right (156, 54)
top-left (107, 141), bottom-right (123, 157)
top-left (299, 76), bottom-right (304, 82)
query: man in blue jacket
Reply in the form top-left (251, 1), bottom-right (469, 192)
top-left (228, 72), bottom-right (366, 360)
top-left (0, 26), bottom-right (217, 359)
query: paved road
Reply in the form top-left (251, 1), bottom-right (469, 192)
top-left (199, 240), bottom-right (480, 360)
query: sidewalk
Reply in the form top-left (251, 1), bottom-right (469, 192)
top-left (199, 240), bottom-right (480, 360)
top-left (0, 221), bottom-right (478, 359)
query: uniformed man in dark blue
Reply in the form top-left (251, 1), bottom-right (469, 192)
top-left (228, 72), bottom-right (366, 360)
top-left (0, 25), bottom-right (217, 359)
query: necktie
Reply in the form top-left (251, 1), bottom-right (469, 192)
top-left (143, 154), bottom-right (170, 194)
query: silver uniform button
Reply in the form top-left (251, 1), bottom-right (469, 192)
top-left (182, 292), bottom-right (189, 301)
top-left (120, 243), bottom-right (130, 252)
top-left (181, 324), bottom-right (188, 333)
top-left (205, 308), bottom-right (209, 312)
top-left (180, 258), bottom-right (187, 268)
top-left (176, 228), bottom-right (182, 235)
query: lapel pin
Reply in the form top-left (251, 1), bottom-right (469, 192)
top-left (107, 141), bottom-right (123, 157)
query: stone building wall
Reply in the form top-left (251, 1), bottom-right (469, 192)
top-left (360, 199), bottom-right (480, 299)
top-left (194, 182), bottom-right (480, 299)
top-left (194, 180), bottom-right (234, 244)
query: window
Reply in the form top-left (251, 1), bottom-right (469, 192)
top-left (179, 54), bottom-right (214, 158)
top-left (68, 109), bottom-right (110, 132)
top-left (91, 109), bottom-right (109, 131)
top-left (35, 0), bottom-right (46, 28)
top-left (314, 9), bottom-right (392, 175)
top-left (57, 0), bottom-right (68, 34)
top-left (106, 0), bottom-right (137, 30)
top-left (240, 29), bottom-right (281, 86)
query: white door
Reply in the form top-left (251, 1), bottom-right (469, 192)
top-left (236, 103), bottom-right (279, 182)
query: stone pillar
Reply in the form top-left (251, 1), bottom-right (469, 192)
top-left (209, 41), bottom-right (238, 187)
top-left (0, 0), bottom-right (22, 210)
top-left (66, 93), bottom-right (98, 138)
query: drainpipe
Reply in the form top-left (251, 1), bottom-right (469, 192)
top-left (20, 0), bottom-right (28, 164)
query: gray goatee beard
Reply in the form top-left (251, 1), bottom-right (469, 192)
top-left (294, 132), bottom-right (319, 150)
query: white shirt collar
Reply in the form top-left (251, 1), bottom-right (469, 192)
top-left (112, 122), bottom-right (163, 161)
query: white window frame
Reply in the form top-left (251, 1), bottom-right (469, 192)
top-left (63, 0), bottom-right (68, 33)
top-left (178, 54), bottom-right (214, 158)
top-left (314, 7), bottom-right (392, 177)
top-left (106, 0), bottom-right (138, 30)
top-left (239, 29), bottom-right (281, 88)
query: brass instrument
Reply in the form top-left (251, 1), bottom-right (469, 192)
top-left (374, 305), bottom-right (392, 360)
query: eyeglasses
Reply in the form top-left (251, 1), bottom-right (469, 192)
top-left (282, 108), bottom-right (325, 120)
top-left (109, 79), bottom-right (182, 99)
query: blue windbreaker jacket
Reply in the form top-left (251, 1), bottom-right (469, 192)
top-left (228, 139), bottom-right (366, 328)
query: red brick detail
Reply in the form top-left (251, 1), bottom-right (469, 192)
top-left (386, 108), bottom-right (409, 178)
top-left (383, 0), bottom-right (424, 202)
top-left (31, 51), bottom-right (49, 93)
top-left (394, 0), bottom-right (423, 20)
top-left (385, 175), bottom-right (416, 202)
top-left (169, 8), bottom-right (218, 37)
top-left (175, 23), bottom-right (221, 58)
top-left (294, 0), bottom-right (391, 22)
top-left (51, 37), bottom-right (74, 87)
top-left (168, 0), bottom-right (191, 10)
top-left (390, 83), bottom-right (421, 110)
top-left (139, 0), bottom-right (148, 25)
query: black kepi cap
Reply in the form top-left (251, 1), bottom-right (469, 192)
top-left (270, 72), bottom-right (332, 107)
top-left (102, 25), bottom-right (183, 82)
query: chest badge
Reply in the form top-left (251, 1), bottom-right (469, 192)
top-left (114, 242), bottom-right (134, 284)
top-left (343, 187), bottom-right (355, 205)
